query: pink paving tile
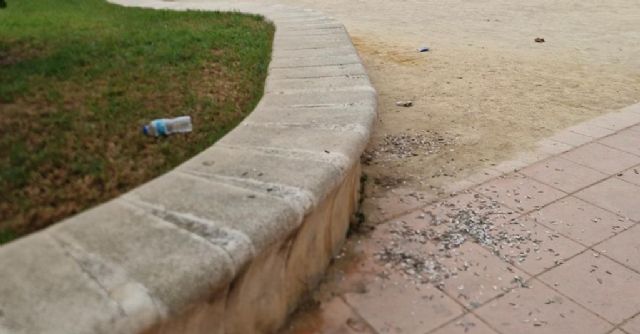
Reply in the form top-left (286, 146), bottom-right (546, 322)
top-left (361, 187), bottom-right (436, 224)
top-left (491, 159), bottom-right (533, 174)
top-left (575, 178), bottom-right (640, 221)
top-left (521, 157), bottom-right (608, 193)
top-left (430, 314), bottom-right (498, 334)
top-left (548, 130), bottom-right (595, 147)
top-left (566, 123), bottom-right (616, 139)
top-left (527, 196), bottom-right (632, 246)
top-left (491, 151), bottom-right (551, 174)
top-left (428, 192), bottom-right (582, 277)
top-left (356, 218), bottom-right (440, 286)
top-left (475, 279), bottom-right (612, 334)
top-left (535, 139), bottom-right (574, 156)
top-left (475, 174), bottom-right (567, 213)
top-left (618, 166), bottom-right (640, 186)
top-left (609, 329), bottom-right (628, 334)
top-left (466, 168), bottom-right (504, 185)
top-left (561, 143), bottom-right (640, 174)
top-left (344, 282), bottom-right (464, 334)
top-left (445, 179), bottom-right (477, 194)
top-left (622, 313), bottom-right (640, 334)
top-left (424, 191), bottom-right (520, 224)
top-left (539, 252), bottom-right (640, 324)
top-left (620, 103), bottom-right (640, 115)
top-left (496, 214), bottom-right (585, 276)
top-left (323, 245), bottom-right (401, 303)
top-left (281, 297), bottom-right (376, 334)
top-left (588, 112), bottom-right (640, 131)
top-left (595, 225), bottom-right (640, 273)
top-left (599, 129), bottom-right (640, 157)
top-left (438, 242), bottom-right (530, 309)
top-left (336, 228), bottom-right (404, 289)
top-left (349, 193), bottom-right (531, 310)
top-left (343, 197), bottom-right (510, 285)
top-left (362, 192), bottom-right (524, 288)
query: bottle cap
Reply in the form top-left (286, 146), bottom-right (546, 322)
top-left (142, 125), bottom-right (149, 136)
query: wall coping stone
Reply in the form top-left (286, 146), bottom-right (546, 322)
top-left (0, 1), bottom-right (376, 333)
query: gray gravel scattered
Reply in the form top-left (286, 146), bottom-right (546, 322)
top-left (363, 130), bottom-right (455, 163)
top-left (373, 196), bottom-right (540, 288)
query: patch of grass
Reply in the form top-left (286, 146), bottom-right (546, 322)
top-left (0, 0), bottom-right (274, 243)
top-left (0, 229), bottom-right (15, 244)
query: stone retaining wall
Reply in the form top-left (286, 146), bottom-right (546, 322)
top-left (0, 1), bottom-right (376, 333)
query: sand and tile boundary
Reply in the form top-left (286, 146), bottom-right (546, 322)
top-left (447, 103), bottom-right (640, 194)
top-left (364, 103), bottom-right (640, 227)
top-left (0, 1), bottom-right (376, 333)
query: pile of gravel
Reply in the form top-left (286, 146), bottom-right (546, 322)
top-left (363, 130), bottom-right (455, 164)
top-left (373, 197), bottom-right (540, 287)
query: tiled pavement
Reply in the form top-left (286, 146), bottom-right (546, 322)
top-left (284, 104), bottom-right (640, 334)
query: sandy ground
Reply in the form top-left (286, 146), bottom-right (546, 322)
top-left (255, 0), bottom-right (640, 200)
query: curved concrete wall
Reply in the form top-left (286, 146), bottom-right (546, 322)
top-left (0, 1), bottom-right (376, 333)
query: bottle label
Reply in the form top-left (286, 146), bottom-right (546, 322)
top-left (152, 120), bottom-right (168, 136)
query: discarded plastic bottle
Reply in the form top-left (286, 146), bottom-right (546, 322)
top-left (142, 116), bottom-right (192, 137)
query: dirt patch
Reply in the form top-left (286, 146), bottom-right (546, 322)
top-left (0, 41), bottom-right (47, 66)
top-left (355, 35), bottom-right (640, 198)
top-left (370, 175), bottom-right (407, 189)
top-left (363, 130), bottom-right (456, 163)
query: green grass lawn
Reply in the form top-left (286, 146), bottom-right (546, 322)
top-left (0, 0), bottom-right (274, 243)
